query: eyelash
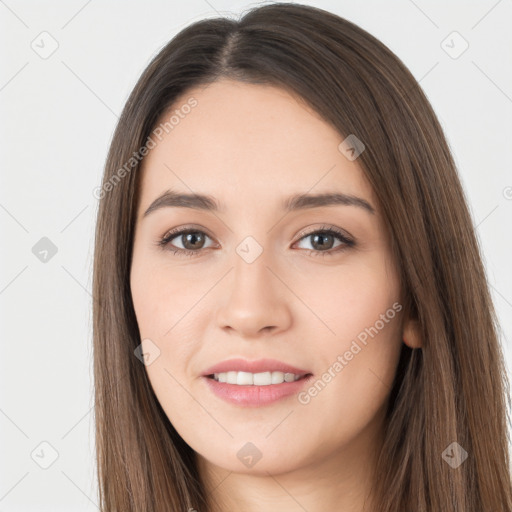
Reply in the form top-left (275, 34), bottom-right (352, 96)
top-left (156, 224), bottom-right (355, 258)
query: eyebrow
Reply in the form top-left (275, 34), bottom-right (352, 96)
top-left (142, 189), bottom-right (375, 218)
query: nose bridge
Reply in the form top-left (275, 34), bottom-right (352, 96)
top-left (215, 233), bottom-right (291, 336)
top-left (230, 235), bottom-right (275, 302)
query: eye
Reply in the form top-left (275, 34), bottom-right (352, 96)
top-left (156, 224), bottom-right (355, 258)
top-left (156, 226), bottom-right (216, 257)
top-left (293, 224), bottom-right (355, 257)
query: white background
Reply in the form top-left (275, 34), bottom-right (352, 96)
top-left (1, 0), bottom-right (511, 510)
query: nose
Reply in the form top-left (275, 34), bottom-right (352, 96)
top-left (215, 251), bottom-right (293, 338)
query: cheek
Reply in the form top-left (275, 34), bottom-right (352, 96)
top-left (294, 252), bottom-right (401, 347)
top-left (300, 316), bottom-right (402, 452)
top-left (294, 254), bottom-right (403, 418)
top-left (130, 263), bottom-right (198, 431)
top-left (130, 247), bottom-right (197, 336)
top-left (130, 251), bottom-right (205, 397)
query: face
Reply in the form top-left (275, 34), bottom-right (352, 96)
top-left (130, 78), bottom-right (409, 477)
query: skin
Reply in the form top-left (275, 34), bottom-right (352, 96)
top-left (130, 78), bottom-right (420, 512)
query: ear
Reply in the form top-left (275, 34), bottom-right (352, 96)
top-left (402, 317), bottom-right (422, 349)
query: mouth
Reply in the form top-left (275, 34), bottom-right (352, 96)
top-left (200, 358), bottom-right (313, 406)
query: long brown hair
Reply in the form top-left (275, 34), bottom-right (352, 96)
top-left (92, 3), bottom-right (512, 510)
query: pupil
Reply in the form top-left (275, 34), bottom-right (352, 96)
top-left (312, 233), bottom-right (333, 250)
top-left (183, 232), bottom-right (204, 250)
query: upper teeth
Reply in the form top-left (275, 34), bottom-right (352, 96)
top-left (213, 371), bottom-right (303, 385)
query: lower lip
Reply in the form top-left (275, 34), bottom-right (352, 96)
top-left (202, 374), bottom-right (313, 407)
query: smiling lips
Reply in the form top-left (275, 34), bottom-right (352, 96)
top-left (201, 358), bottom-right (313, 407)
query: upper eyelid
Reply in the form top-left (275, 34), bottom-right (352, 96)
top-left (295, 224), bottom-right (352, 241)
top-left (162, 224), bottom-right (215, 242)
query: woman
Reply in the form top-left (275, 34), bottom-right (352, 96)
top-left (92, 3), bottom-right (512, 510)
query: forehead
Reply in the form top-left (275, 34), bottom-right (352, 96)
top-left (138, 78), bottom-right (375, 213)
